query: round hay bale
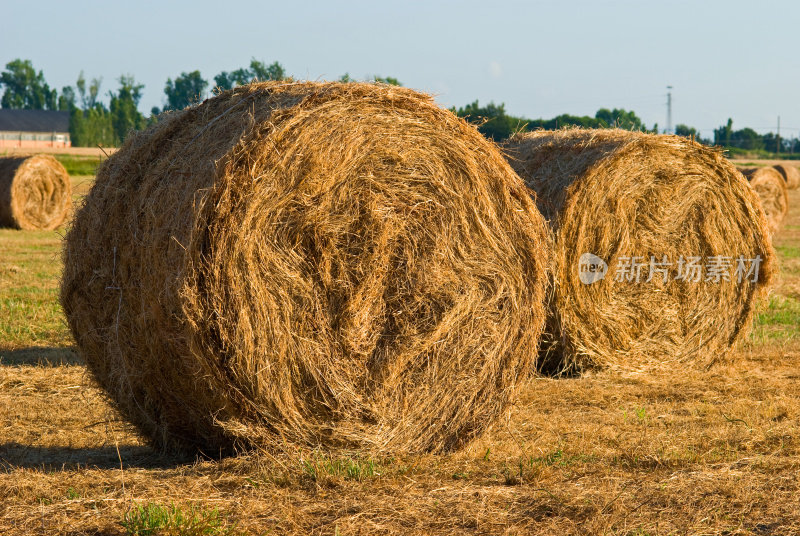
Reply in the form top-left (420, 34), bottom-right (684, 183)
top-left (503, 128), bottom-right (775, 373)
top-left (0, 154), bottom-right (71, 230)
top-left (773, 163), bottom-right (800, 190)
top-left (60, 82), bottom-right (550, 454)
top-left (739, 167), bottom-right (789, 236)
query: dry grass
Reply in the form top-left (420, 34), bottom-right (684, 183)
top-left (61, 82), bottom-right (550, 455)
top-left (0, 167), bottom-right (798, 535)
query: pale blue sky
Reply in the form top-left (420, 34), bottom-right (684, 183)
top-left (2, 0), bottom-right (799, 137)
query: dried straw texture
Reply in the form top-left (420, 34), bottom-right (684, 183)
top-left (773, 163), bottom-right (800, 190)
top-left (0, 155), bottom-right (71, 230)
top-left (60, 82), bottom-right (550, 455)
top-left (740, 167), bottom-right (789, 236)
top-left (503, 128), bottom-right (775, 373)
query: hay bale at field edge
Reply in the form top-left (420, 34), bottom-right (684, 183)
top-left (773, 163), bottom-right (800, 190)
top-left (0, 154), bottom-right (72, 230)
top-left (503, 128), bottom-right (775, 373)
top-left (739, 166), bottom-right (789, 236)
top-left (60, 81), bottom-right (551, 455)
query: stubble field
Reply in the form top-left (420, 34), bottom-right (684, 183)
top-left (0, 159), bottom-right (798, 535)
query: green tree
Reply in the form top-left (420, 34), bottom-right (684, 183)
top-left (66, 72), bottom-right (118, 147)
top-left (731, 127), bottom-right (764, 150)
top-left (0, 59), bottom-right (58, 109)
top-left (213, 68), bottom-right (251, 91)
top-left (373, 76), bottom-right (402, 86)
top-left (675, 124), bottom-right (701, 141)
top-left (70, 105), bottom-right (115, 147)
top-left (713, 119), bottom-right (766, 150)
top-left (761, 132), bottom-right (785, 153)
top-left (527, 113), bottom-right (602, 130)
top-left (109, 75), bottom-right (146, 143)
top-left (76, 72), bottom-right (102, 111)
top-left (594, 108), bottom-right (646, 130)
top-left (714, 118), bottom-right (733, 147)
top-left (68, 72), bottom-right (118, 147)
top-left (454, 100), bottom-right (528, 141)
top-left (337, 74), bottom-right (401, 85)
top-left (58, 86), bottom-right (76, 111)
top-left (214, 59), bottom-right (287, 91)
top-left (249, 59), bottom-right (286, 81)
top-left (162, 70), bottom-right (208, 112)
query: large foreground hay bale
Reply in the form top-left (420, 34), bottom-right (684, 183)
top-left (773, 163), bottom-right (800, 190)
top-left (61, 82), bottom-right (550, 454)
top-left (503, 128), bottom-right (775, 373)
top-left (739, 167), bottom-right (789, 236)
top-left (0, 154), bottom-right (71, 230)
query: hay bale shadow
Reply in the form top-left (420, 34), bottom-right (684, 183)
top-left (0, 347), bottom-right (83, 367)
top-left (0, 442), bottom-right (191, 470)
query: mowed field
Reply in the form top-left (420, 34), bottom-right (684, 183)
top-left (0, 161), bottom-right (799, 535)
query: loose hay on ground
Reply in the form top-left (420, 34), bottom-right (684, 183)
top-left (0, 154), bottom-right (71, 230)
top-left (503, 128), bottom-right (775, 373)
top-left (739, 167), bottom-right (789, 236)
top-left (60, 81), bottom-right (550, 455)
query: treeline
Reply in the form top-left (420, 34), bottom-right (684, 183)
top-left (0, 58), bottom-right (793, 153)
top-left (452, 101), bottom-right (798, 154)
top-left (0, 59), bottom-right (148, 147)
top-left (451, 101), bottom-right (655, 141)
top-left (0, 59), bottom-right (405, 147)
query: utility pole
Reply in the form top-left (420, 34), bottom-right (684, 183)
top-left (666, 86), bottom-right (673, 134)
top-left (777, 115), bottom-right (781, 154)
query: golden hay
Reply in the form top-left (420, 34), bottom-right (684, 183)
top-left (0, 154), bottom-right (71, 230)
top-left (503, 128), bottom-right (775, 373)
top-left (739, 167), bottom-right (789, 236)
top-left (773, 163), bottom-right (800, 190)
top-left (60, 82), bottom-right (550, 455)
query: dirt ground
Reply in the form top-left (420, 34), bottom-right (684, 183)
top-left (0, 168), bottom-right (798, 535)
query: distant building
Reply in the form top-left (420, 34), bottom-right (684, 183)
top-left (0, 109), bottom-right (71, 149)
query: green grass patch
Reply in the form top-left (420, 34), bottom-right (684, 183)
top-left (300, 454), bottom-right (381, 482)
top-left (751, 295), bottom-right (800, 342)
top-left (53, 154), bottom-right (104, 176)
top-left (776, 245), bottom-right (800, 259)
top-left (725, 147), bottom-right (800, 160)
top-left (0, 228), bottom-right (71, 349)
top-left (0, 291), bottom-right (70, 348)
top-left (121, 502), bottom-right (239, 536)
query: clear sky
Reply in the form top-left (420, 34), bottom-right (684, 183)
top-left (2, 0), bottom-right (799, 138)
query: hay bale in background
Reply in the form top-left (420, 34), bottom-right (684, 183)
top-left (0, 154), bottom-right (71, 230)
top-left (503, 128), bottom-right (775, 373)
top-left (61, 82), bottom-right (550, 454)
top-left (739, 167), bottom-right (789, 236)
top-left (773, 163), bottom-right (800, 190)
